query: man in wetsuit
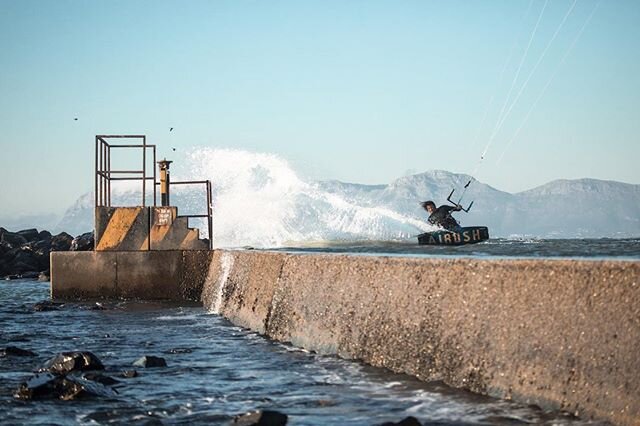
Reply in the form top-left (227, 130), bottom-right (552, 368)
top-left (421, 200), bottom-right (462, 231)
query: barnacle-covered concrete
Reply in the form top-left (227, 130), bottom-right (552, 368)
top-left (203, 251), bottom-right (640, 426)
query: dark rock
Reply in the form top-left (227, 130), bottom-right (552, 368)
top-left (165, 347), bottom-right (193, 354)
top-left (40, 351), bottom-right (105, 375)
top-left (17, 228), bottom-right (40, 242)
top-left (14, 372), bottom-right (63, 400)
top-left (378, 416), bottom-right (422, 426)
top-left (86, 302), bottom-right (107, 310)
top-left (82, 372), bottom-right (120, 386)
top-left (232, 410), bottom-right (288, 426)
top-left (38, 270), bottom-right (50, 282)
top-left (33, 300), bottom-right (64, 311)
top-left (11, 248), bottom-right (41, 274)
top-left (50, 232), bottom-right (73, 251)
top-left (1, 231), bottom-right (27, 248)
top-left (1, 346), bottom-right (37, 357)
top-left (61, 376), bottom-right (118, 399)
top-left (120, 370), bottom-right (138, 378)
top-left (132, 356), bottom-right (167, 368)
top-left (14, 372), bottom-right (118, 401)
top-left (5, 274), bottom-right (21, 280)
top-left (21, 271), bottom-right (40, 279)
top-left (37, 230), bottom-right (52, 241)
top-left (70, 231), bottom-right (94, 251)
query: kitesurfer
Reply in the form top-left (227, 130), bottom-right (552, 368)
top-left (421, 201), bottom-right (462, 231)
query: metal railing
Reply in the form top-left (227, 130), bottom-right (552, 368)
top-left (94, 135), bottom-right (213, 249)
top-left (95, 135), bottom-right (156, 207)
top-left (156, 180), bottom-right (213, 249)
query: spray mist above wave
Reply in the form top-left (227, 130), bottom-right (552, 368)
top-left (171, 147), bottom-right (433, 247)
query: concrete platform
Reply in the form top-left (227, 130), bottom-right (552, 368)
top-left (50, 250), bottom-right (212, 301)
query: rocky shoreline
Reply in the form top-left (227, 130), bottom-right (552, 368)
top-left (0, 227), bottom-right (94, 280)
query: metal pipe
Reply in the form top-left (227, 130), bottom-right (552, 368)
top-left (142, 135), bottom-right (146, 207)
top-left (108, 144), bottom-right (157, 148)
top-left (153, 146), bottom-right (157, 206)
top-left (107, 145), bottom-right (111, 206)
top-left (96, 135), bottom-right (146, 139)
top-left (101, 140), bottom-right (106, 206)
top-left (94, 136), bottom-right (98, 207)
top-left (157, 159), bottom-right (173, 206)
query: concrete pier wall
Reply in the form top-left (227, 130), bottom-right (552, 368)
top-left (51, 250), bottom-right (212, 301)
top-left (201, 250), bottom-right (640, 426)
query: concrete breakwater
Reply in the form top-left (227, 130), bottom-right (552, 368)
top-left (201, 251), bottom-right (640, 426)
top-left (52, 250), bottom-right (640, 425)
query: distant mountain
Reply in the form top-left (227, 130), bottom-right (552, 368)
top-left (511, 179), bottom-right (640, 238)
top-left (54, 169), bottom-right (640, 243)
top-left (0, 213), bottom-right (60, 234)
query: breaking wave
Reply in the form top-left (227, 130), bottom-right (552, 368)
top-left (174, 148), bottom-right (431, 247)
top-left (57, 147), bottom-right (435, 247)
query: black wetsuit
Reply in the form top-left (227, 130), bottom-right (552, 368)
top-left (428, 205), bottom-right (461, 231)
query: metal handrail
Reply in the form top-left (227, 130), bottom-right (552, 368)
top-left (95, 135), bottom-right (157, 207)
top-left (155, 180), bottom-right (213, 250)
top-left (95, 135), bottom-right (213, 249)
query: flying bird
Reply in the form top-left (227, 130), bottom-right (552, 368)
top-left (172, 147), bottom-right (176, 151)
top-left (74, 118), bottom-right (78, 121)
top-left (169, 127), bottom-right (173, 132)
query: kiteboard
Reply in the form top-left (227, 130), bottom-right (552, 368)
top-left (417, 226), bottom-right (489, 246)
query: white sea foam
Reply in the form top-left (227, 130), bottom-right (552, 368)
top-left (170, 147), bottom-right (432, 247)
top-left (210, 251), bottom-right (234, 314)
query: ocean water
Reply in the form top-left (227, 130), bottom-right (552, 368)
top-left (269, 238), bottom-right (640, 260)
top-left (0, 280), bottom-right (597, 426)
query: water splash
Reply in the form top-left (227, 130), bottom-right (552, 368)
top-left (172, 147), bottom-right (432, 247)
top-left (210, 251), bottom-right (234, 314)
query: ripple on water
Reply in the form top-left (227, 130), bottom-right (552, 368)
top-left (0, 280), bottom-right (596, 425)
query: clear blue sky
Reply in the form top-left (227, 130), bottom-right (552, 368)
top-left (1, 0), bottom-right (638, 218)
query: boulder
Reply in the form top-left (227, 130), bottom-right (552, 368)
top-left (40, 351), bottom-right (104, 375)
top-left (17, 228), bottom-right (40, 242)
top-left (70, 231), bottom-right (94, 251)
top-left (14, 372), bottom-right (118, 401)
top-left (33, 300), bottom-right (64, 311)
top-left (38, 270), bottom-right (50, 282)
top-left (120, 370), bottom-right (138, 378)
top-left (1, 231), bottom-right (27, 248)
top-left (1, 346), bottom-right (37, 357)
top-left (50, 232), bottom-right (73, 251)
top-left (81, 372), bottom-right (120, 386)
top-left (232, 410), bottom-right (288, 426)
top-left (20, 271), bottom-right (40, 279)
top-left (11, 248), bottom-right (40, 274)
top-left (378, 417), bottom-right (422, 426)
top-left (132, 355), bottom-right (167, 368)
top-left (37, 230), bottom-right (52, 241)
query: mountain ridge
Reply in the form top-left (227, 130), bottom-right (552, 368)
top-left (47, 170), bottom-right (640, 241)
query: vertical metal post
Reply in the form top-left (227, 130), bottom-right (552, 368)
top-left (94, 136), bottom-right (98, 207)
top-left (107, 144), bottom-right (111, 206)
top-left (142, 136), bottom-right (146, 207)
top-left (157, 159), bottom-right (173, 206)
top-left (153, 146), bottom-right (157, 206)
top-left (103, 140), bottom-right (107, 206)
top-left (101, 140), bottom-right (106, 206)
